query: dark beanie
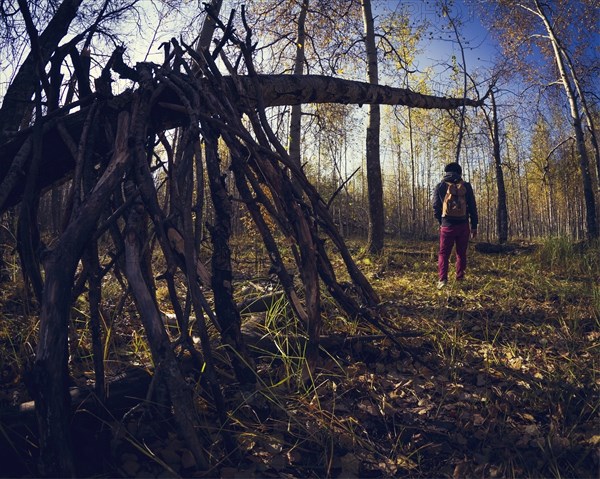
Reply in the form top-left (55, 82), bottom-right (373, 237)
top-left (444, 162), bottom-right (462, 175)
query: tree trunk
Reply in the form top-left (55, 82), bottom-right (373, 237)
top-left (203, 130), bottom-right (256, 384)
top-left (0, 0), bottom-right (84, 137)
top-left (0, 73), bottom-right (482, 214)
top-left (553, 24), bottom-right (600, 200)
top-left (362, 0), bottom-right (384, 254)
top-left (408, 107), bottom-right (417, 235)
top-left (489, 91), bottom-right (508, 243)
top-left (32, 110), bottom-right (132, 477)
top-left (195, 0), bottom-right (224, 54)
top-left (193, 142), bottom-right (205, 253)
top-left (83, 241), bottom-right (105, 401)
top-left (32, 254), bottom-right (79, 476)
top-left (288, 0), bottom-right (309, 169)
top-left (123, 195), bottom-right (208, 469)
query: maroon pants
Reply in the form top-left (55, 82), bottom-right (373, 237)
top-left (438, 222), bottom-right (470, 281)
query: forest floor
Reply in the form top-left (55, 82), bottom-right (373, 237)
top-left (0, 237), bottom-right (599, 478)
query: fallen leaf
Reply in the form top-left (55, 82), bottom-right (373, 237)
top-left (340, 453), bottom-right (360, 477)
top-left (587, 435), bottom-right (600, 446)
top-left (473, 413), bottom-right (485, 426)
top-left (181, 449), bottom-right (196, 469)
top-left (523, 424), bottom-right (539, 436)
top-left (508, 357), bottom-right (523, 370)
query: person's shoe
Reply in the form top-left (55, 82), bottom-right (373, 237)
top-left (437, 280), bottom-right (447, 290)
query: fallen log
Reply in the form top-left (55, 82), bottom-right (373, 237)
top-left (0, 367), bottom-right (152, 477)
top-left (1, 366), bottom-right (152, 421)
top-left (474, 242), bottom-right (536, 255)
top-left (238, 292), bottom-right (287, 315)
top-left (0, 73), bottom-right (483, 213)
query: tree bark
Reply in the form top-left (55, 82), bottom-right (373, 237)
top-left (488, 90), bottom-right (508, 243)
top-left (288, 0), bottom-right (309, 169)
top-left (195, 0), bottom-right (224, 54)
top-left (83, 241), bottom-right (105, 401)
top-left (558, 32), bottom-right (600, 200)
top-left (32, 110), bottom-right (132, 477)
top-left (203, 129), bottom-right (257, 384)
top-left (0, 73), bottom-right (482, 214)
top-left (531, 0), bottom-right (597, 239)
top-left (123, 195), bottom-right (208, 469)
top-left (0, 0), bottom-right (84, 137)
top-left (362, 0), bottom-right (384, 254)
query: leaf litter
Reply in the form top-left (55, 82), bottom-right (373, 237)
top-left (0, 240), bottom-right (598, 477)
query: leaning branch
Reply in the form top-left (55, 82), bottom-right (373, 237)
top-left (0, 71), bottom-right (483, 214)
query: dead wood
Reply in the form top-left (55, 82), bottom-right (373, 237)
top-left (202, 129), bottom-right (257, 384)
top-left (3, 367), bottom-right (152, 421)
top-left (165, 223), bottom-right (211, 287)
top-left (0, 75), bottom-right (483, 214)
top-left (30, 110), bottom-right (133, 477)
top-left (123, 192), bottom-right (209, 469)
top-left (0, 17), bottom-right (485, 474)
top-left (474, 242), bottom-right (535, 255)
top-left (238, 292), bottom-right (288, 314)
top-left (0, 0), bottom-right (85, 137)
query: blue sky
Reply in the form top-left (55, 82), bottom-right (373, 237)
top-left (381, 0), bottom-right (499, 82)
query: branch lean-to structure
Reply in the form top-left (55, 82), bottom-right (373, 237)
top-left (0, 72), bottom-right (483, 214)
top-left (0, 15), bottom-right (484, 475)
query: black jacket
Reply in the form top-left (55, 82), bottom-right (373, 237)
top-left (433, 172), bottom-right (478, 229)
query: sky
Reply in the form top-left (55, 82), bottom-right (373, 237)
top-left (127, 0), bottom-right (500, 81)
top-left (396, 0), bottom-right (499, 84)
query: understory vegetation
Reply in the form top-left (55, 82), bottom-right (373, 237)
top-left (1, 236), bottom-right (598, 478)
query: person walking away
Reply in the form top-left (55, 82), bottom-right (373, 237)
top-left (433, 162), bottom-right (478, 289)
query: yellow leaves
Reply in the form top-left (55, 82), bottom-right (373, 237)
top-left (415, 397), bottom-right (433, 415)
top-left (507, 355), bottom-right (523, 370)
top-left (587, 435), bottom-right (600, 446)
top-left (519, 412), bottom-right (535, 421)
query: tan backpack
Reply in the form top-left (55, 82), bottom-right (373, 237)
top-left (442, 181), bottom-right (467, 218)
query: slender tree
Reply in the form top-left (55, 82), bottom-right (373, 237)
top-left (529, 0), bottom-right (597, 238)
top-left (288, 0), bottom-right (309, 168)
top-left (482, 89), bottom-right (509, 243)
top-left (481, 0), bottom-right (598, 238)
top-left (361, 0), bottom-right (384, 253)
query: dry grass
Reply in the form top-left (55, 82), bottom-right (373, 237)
top-left (0, 237), bottom-right (598, 477)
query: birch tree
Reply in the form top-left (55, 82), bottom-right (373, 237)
top-left (480, 0), bottom-right (599, 238)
